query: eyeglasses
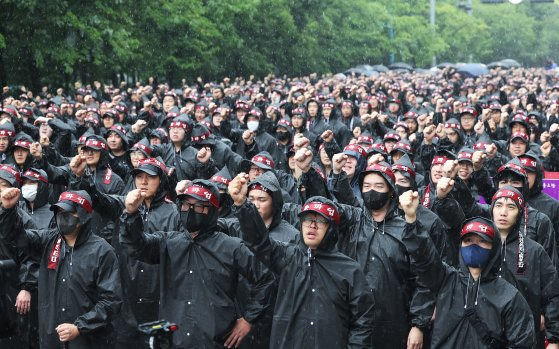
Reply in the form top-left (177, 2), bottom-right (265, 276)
top-left (301, 217), bottom-right (329, 228)
top-left (181, 202), bottom-right (211, 213)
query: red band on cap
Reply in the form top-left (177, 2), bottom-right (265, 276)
top-left (458, 152), bottom-right (473, 160)
top-left (14, 140), bottom-right (31, 149)
top-left (132, 142), bottom-right (152, 155)
top-left (461, 221), bottom-right (495, 239)
top-left (445, 122), bottom-right (461, 130)
top-left (0, 129), bottom-right (15, 138)
top-left (301, 201), bottom-right (340, 225)
top-left (138, 158), bottom-right (167, 173)
top-left (86, 107), bottom-right (99, 115)
top-left (248, 183), bottom-right (272, 194)
top-left (498, 163), bottom-right (526, 176)
top-left (211, 175), bottom-right (231, 186)
top-left (278, 119), bottom-right (291, 128)
top-left (492, 188), bottom-right (524, 209)
top-left (474, 142), bottom-right (489, 151)
top-left (341, 101), bottom-right (353, 107)
top-left (357, 135), bottom-right (374, 144)
top-left (23, 170), bottom-right (48, 183)
top-left (59, 192), bottom-right (93, 213)
top-left (0, 165), bottom-right (21, 183)
top-left (384, 132), bottom-right (401, 141)
top-left (195, 105), bottom-right (208, 111)
top-left (432, 156), bottom-right (449, 165)
top-left (519, 157), bottom-right (537, 170)
top-left (110, 125), bottom-right (127, 135)
top-left (322, 103), bottom-right (334, 109)
top-left (170, 121), bottom-right (189, 130)
top-left (192, 131), bottom-right (211, 143)
top-left (394, 142), bottom-right (411, 152)
top-left (511, 132), bottom-right (528, 142)
top-left (392, 164), bottom-right (416, 179)
top-left (343, 144), bottom-right (367, 158)
top-left (85, 116), bottom-right (99, 125)
top-left (85, 139), bottom-right (107, 150)
top-left (181, 185), bottom-right (219, 208)
top-left (365, 163), bottom-right (396, 182)
top-left (252, 155), bottom-right (275, 169)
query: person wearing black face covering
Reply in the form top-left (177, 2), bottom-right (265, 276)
top-left (83, 157), bottom-right (180, 349)
top-left (399, 196), bottom-right (535, 348)
top-left (0, 189), bottom-right (122, 349)
top-left (120, 179), bottom-right (275, 349)
top-left (290, 148), bottom-right (435, 349)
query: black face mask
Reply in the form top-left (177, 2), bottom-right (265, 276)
top-left (276, 132), bottom-right (290, 142)
top-left (180, 211), bottom-right (206, 233)
top-left (56, 212), bottom-right (80, 236)
top-left (362, 189), bottom-right (391, 211)
top-left (395, 184), bottom-right (410, 197)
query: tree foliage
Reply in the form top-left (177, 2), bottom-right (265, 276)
top-left (0, 0), bottom-right (558, 88)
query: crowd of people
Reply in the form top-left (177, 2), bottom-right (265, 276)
top-left (1, 66), bottom-right (559, 348)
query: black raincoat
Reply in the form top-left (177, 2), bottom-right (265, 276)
top-left (119, 190), bottom-right (275, 349)
top-left (0, 206), bottom-right (122, 349)
top-left (401, 219), bottom-right (535, 348)
top-left (234, 197), bottom-right (374, 348)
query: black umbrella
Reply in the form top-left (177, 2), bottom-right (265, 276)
top-left (389, 62), bottom-right (413, 71)
top-left (457, 63), bottom-right (488, 77)
top-left (371, 64), bottom-right (389, 72)
top-left (436, 62), bottom-right (457, 69)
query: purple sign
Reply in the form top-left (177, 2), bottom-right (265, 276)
top-left (543, 179), bottom-right (559, 200)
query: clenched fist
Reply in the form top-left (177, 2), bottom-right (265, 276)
top-left (294, 148), bottom-right (313, 173)
top-left (332, 153), bottom-right (348, 174)
top-left (125, 189), bottom-right (146, 214)
top-left (398, 190), bottom-right (419, 223)
top-left (1, 188), bottom-right (20, 209)
top-left (228, 173), bottom-right (249, 206)
top-left (196, 147), bottom-right (212, 164)
top-left (436, 177), bottom-right (455, 200)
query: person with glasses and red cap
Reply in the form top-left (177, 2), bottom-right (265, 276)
top-left (120, 179), bottom-right (274, 349)
top-left (228, 173), bottom-right (374, 348)
top-left (0, 188), bottom-right (122, 349)
top-left (399, 189), bottom-right (535, 348)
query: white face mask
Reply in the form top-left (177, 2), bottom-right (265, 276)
top-left (247, 121), bottom-right (259, 131)
top-left (22, 184), bottom-right (38, 202)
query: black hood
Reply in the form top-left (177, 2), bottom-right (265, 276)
top-left (298, 196), bottom-right (339, 252)
top-left (458, 217), bottom-right (502, 281)
top-left (177, 179), bottom-right (220, 237)
top-left (524, 150), bottom-right (543, 197)
top-left (250, 170), bottom-right (283, 230)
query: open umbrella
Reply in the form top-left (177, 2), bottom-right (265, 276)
top-left (436, 62), bottom-right (457, 69)
top-left (457, 63), bottom-right (488, 77)
top-left (500, 59), bottom-right (521, 68)
top-left (487, 61), bottom-right (504, 69)
top-left (389, 62), bottom-right (413, 71)
top-left (371, 64), bottom-right (389, 72)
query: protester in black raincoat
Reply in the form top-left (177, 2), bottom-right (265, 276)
top-left (0, 163), bottom-right (39, 348)
top-left (521, 151), bottom-right (559, 250)
top-left (19, 168), bottom-right (53, 229)
top-left (119, 179), bottom-right (275, 349)
top-left (489, 186), bottom-right (559, 348)
top-left (290, 148), bottom-right (435, 349)
top-left (86, 157), bottom-right (179, 348)
top-left (400, 199), bottom-right (535, 348)
top-left (229, 172), bottom-right (374, 348)
top-left (0, 189), bottom-right (122, 349)
top-left (218, 171), bottom-right (297, 243)
top-left (68, 135), bottom-right (125, 243)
